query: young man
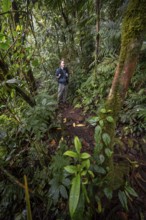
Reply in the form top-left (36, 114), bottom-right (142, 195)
top-left (56, 59), bottom-right (69, 104)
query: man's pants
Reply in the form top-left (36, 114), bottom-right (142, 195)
top-left (58, 83), bottom-right (68, 103)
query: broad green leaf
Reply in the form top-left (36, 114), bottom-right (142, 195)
top-left (69, 174), bottom-right (81, 217)
top-left (100, 108), bottom-right (107, 113)
top-left (59, 185), bottom-right (68, 199)
top-left (2, 0), bottom-right (12, 12)
top-left (105, 148), bottom-right (113, 157)
top-left (74, 136), bottom-right (82, 154)
top-left (94, 143), bottom-right (103, 153)
top-left (94, 165), bottom-right (106, 174)
top-left (81, 159), bottom-right (90, 169)
top-left (64, 165), bottom-right (77, 174)
top-left (81, 170), bottom-right (87, 176)
top-left (99, 120), bottom-right (104, 127)
top-left (87, 116), bottom-right (99, 126)
top-left (102, 133), bottom-right (111, 146)
top-left (88, 170), bottom-right (94, 178)
top-left (94, 125), bottom-right (102, 143)
top-left (99, 154), bottom-right (105, 164)
top-left (106, 116), bottom-right (114, 123)
top-left (64, 151), bottom-right (78, 158)
top-left (80, 152), bottom-right (91, 159)
top-left (118, 190), bottom-right (128, 211)
top-left (125, 186), bottom-right (138, 197)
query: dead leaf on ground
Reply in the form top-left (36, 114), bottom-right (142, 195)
top-left (63, 118), bottom-right (67, 123)
top-left (76, 123), bottom-right (85, 127)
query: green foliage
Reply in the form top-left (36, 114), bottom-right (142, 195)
top-left (119, 88), bottom-right (146, 136)
top-left (2, 0), bottom-right (12, 13)
top-left (118, 182), bottom-right (138, 211)
top-left (49, 144), bottom-right (70, 205)
top-left (69, 174), bottom-right (81, 218)
top-left (73, 56), bottom-right (117, 112)
top-left (0, 0), bottom-right (145, 219)
top-left (22, 93), bottom-right (57, 139)
top-left (64, 136), bottom-right (93, 218)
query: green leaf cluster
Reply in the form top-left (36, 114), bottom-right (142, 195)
top-left (64, 136), bottom-right (93, 218)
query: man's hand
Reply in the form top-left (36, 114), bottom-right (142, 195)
top-left (56, 74), bottom-right (61, 79)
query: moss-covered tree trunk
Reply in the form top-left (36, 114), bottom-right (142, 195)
top-left (97, 0), bottom-right (146, 175)
top-left (108, 0), bottom-right (146, 111)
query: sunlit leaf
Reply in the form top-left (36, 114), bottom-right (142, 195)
top-left (105, 148), bottom-right (113, 157)
top-left (69, 174), bottom-right (80, 217)
top-left (100, 108), bottom-right (107, 113)
top-left (106, 116), bottom-right (114, 123)
top-left (80, 152), bottom-right (91, 159)
top-left (63, 151), bottom-right (78, 158)
top-left (74, 136), bottom-right (82, 154)
top-left (88, 170), bottom-right (94, 178)
top-left (81, 159), bottom-right (90, 169)
top-left (64, 165), bottom-right (77, 174)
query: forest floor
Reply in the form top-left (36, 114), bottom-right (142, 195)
top-left (58, 103), bottom-right (95, 153)
top-left (53, 103), bottom-right (146, 220)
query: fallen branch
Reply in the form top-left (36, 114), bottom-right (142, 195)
top-left (0, 166), bottom-right (33, 192)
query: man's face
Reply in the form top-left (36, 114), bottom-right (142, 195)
top-left (60, 61), bottom-right (65, 68)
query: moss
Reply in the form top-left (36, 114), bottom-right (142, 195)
top-left (119, 0), bottom-right (146, 65)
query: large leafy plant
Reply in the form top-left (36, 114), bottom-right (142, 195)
top-left (22, 93), bottom-right (58, 139)
top-left (64, 136), bottom-right (94, 218)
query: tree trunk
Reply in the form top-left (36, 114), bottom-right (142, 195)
top-left (25, 68), bottom-right (37, 95)
top-left (96, 0), bottom-right (146, 173)
top-left (108, 0), bottom-right (146, 111)
top-left (95, 0), bottom-right (100, 58)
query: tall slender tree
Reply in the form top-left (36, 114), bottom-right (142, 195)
top-left (98, 0), bottom-right (146, 167)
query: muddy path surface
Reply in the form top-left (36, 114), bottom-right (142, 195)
top-left (58, 103), bottom-right (95, 153)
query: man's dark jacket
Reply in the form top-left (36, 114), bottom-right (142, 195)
top-left (56, 67), bottom-right (69, 85)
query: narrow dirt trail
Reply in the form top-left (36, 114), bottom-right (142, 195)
top-left (58, 103), bottom-right (95, 153)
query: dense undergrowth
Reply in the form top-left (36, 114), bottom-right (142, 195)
top-left (0, 0), bottom-right (146, 219)
top-left (0, 55), bottom-right (146, 219)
